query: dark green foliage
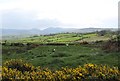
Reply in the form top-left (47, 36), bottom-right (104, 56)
top-left (97, 30), bottom-right (107, 36)
top-left (51, 52), bottom-right (71, 57)
top-left (102, 35), bottom-right (120, 52)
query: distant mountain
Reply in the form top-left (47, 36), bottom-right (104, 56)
top-left (2, 29), bottom-right (28, 35)
top-left (41, 27), bottom-right (76, 34)
top-left (73, 28), bottom-right (104, 33)
top-left (41, 27), bottom-right (65, 34)
top-left (1, 27), bottom-right (118, 36)
top-left (1, 29), bottom-right (41, 36)
top-left (72, 28), bottom-right (118, 33)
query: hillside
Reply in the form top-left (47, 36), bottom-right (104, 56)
top-left (2, 32), bottom-right (112, 43)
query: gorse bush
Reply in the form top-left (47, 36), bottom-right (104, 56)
top-left (2, 59), bottom-right (120, 81)
top-left (3, 59), bottom-right (35, 73)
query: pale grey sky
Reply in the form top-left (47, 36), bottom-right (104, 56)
top-left (0, 0), bottom-right (119, 29)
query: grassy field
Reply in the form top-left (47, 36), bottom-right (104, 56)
top-left (2, 32), bottom-right (119, 69)
top-left (3, 33), bottom-right (110, 43)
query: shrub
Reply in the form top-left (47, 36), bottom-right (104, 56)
top-left (102, 37), bottom-right (120, 52)
top-left (3, 59), bottom-right (35, 73)
top-left (2, 60), bottom-right (120, 81)
top-left (80, 41), bottom-right (89, 45)
top-left (95, 40), bottom-right (103, 43)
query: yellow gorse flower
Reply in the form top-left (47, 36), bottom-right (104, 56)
top-left (1, 59), bottom-right (120, 80)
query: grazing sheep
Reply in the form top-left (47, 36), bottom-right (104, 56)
top-left (66, 44), bottom-right (69, 47)
top-left (52, 49), bottom-right (56, 52)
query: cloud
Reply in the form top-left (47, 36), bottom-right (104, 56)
top-left (2, 9), bottom-right (63, 29)
top-left (98, 17), bottom-right (118, 28)
top-left (0, 0), bottom-right (118, 29)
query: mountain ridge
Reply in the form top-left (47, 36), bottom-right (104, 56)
top-left (1, 27), bottom-right (117, 36)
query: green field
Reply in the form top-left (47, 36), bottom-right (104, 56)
top-left (2, 32), bottom-right (119, 69)
top-left (2, 45), bottom-right (119, 69)
top-left (3, 33), bottom-right (110, 43)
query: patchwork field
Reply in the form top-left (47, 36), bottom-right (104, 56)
top-left (2, 33), bottom-right (110, 43)
top-left (2, 32), bottom-right (119, 69)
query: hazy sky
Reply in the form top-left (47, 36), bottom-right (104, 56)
top-left (0, 0), bottom-right (119, 29)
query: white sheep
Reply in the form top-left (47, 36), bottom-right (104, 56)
top-left (66, 44), bottom-right (69, 47)
top-left (52, 49), bottom-right (56, 52)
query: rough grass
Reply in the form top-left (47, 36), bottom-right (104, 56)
top-left (2, 32), bottom-right (118, 69)
top-left (2, 45), bottom-right (119, 69)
